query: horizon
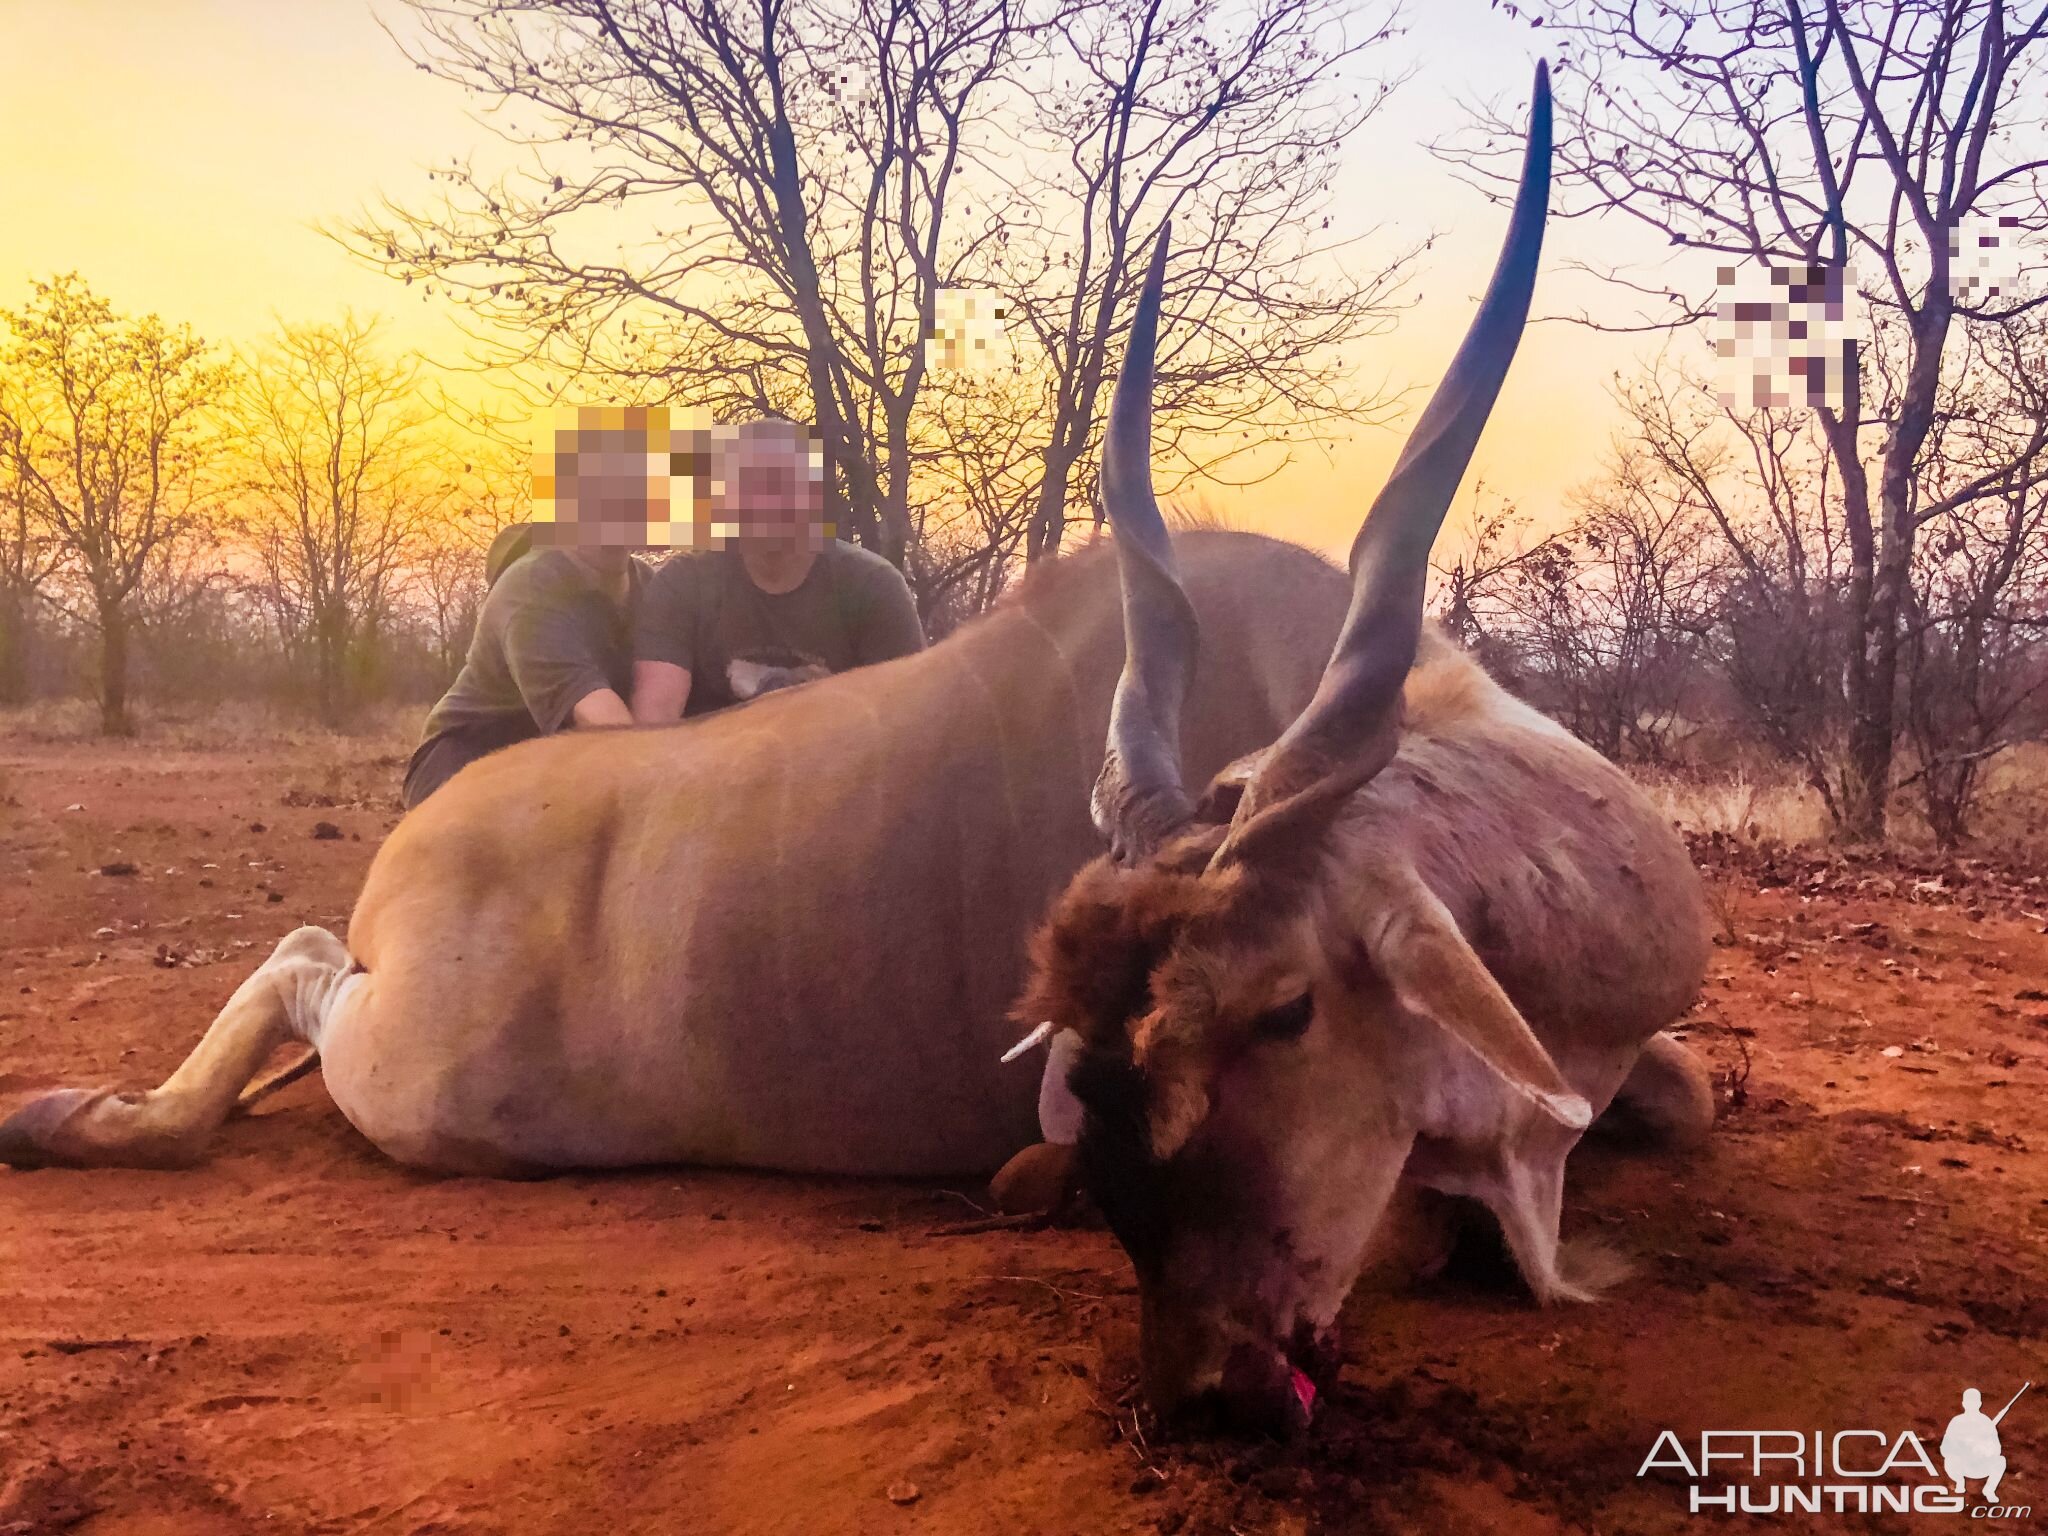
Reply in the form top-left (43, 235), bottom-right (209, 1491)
top-left (0, 0), bottom-right (1689, 561)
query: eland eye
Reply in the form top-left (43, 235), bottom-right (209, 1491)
top-left (1254, 992), bottom-right (1314, 1040)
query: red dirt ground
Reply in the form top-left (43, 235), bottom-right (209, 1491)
top-left (3, 736), bottom-right (2045, 1535)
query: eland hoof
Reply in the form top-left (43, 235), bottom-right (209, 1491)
top-left (0, 1088), bottom-right (109, 1169)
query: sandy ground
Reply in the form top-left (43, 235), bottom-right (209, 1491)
top-left (2, 736), bottom-right (2045, 1535)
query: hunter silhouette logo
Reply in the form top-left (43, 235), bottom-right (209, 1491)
top-left (1638, 1380), bottom-right (2032, 1518)
top-left (1943, 1384), bottom-right (2026, 1506)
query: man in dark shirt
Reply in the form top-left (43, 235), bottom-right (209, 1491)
top-left (402, 527), bottom-right (639, 807)
top-left (631, 419), bottom-right (925, 721)
top-left (403, 412), bottom-right (663, 807)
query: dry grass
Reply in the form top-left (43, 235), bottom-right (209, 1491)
top-left (1639, 765), bottom-right (1835, 846)
top-left (6, 689), bottom-right (2044, 862)
top-left (0, 701), bottom-right (418, 823)
top-left (0, 699), bottom-right (425, 756)
top-left (1958, 741), bottom-right (2048, 853)
top-left (1641, 741), bottom-right (2048, 861)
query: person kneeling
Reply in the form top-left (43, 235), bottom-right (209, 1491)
top-left (402, 414), bottom-right (661, 807)
top-left (630, 418), bottom-right (924, 722)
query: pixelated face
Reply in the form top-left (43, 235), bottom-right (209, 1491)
top-left (1947, 213), bottom-right (2023, 306)
top-left (926, 288), bottom-right (1008, 372)
top-left (708, 421), bottom-right (827, 548)
top-left (1023, 852), bottom-right (1412, 1437)
top-left (566, 445), bottom-right (663, 546)
top-left (534, 407), bottom-right (688, 550)
top-left (1712, 260), bottom-right (1861, 411)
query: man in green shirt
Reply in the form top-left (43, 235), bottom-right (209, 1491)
top-left (403, 417), bottom-right (657, 808)
top-left (631, 419), bottom-right (926, 721)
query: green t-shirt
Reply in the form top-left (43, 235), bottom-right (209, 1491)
top-left (635, 542), bottom-right (926, 715)
top-left (405, 548), bottom-right (635, 803)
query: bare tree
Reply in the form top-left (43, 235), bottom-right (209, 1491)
top-left (1496, 330), bottom-right (2048, 842)
top-left (125, 539), bottom-right (245, 706)
top-left (1433, 485), bottom-right (1555, 661)
top-left (903, 358), bottom-right (1053, 628)
top-left (1436, 457), bottom-right (1720, 763)
top-left (343, 0), bottom-right (1416, 598)
top-left (1448, 0), bottom-right (2048, 838)
top-left (1005, 0), bottom-right (1415, 561)
top-left (401, 443), bottom-right (532, 679)
top-left (1526, 465), bottom-right (1720, 761)
top-left (345, 0), bottom-right (1027, 566)
top-left (1897, 307), bottom-right (2048, 843)
top-left (0, 276), bottom-right (231, 733)
top-left (1613, 362), bottom-right (1860, 816)
top-left (238, 315), bottom-right (450, 724)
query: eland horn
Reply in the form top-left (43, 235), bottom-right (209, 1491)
top-left (1090, 224), bottom-right (1196, 866)
top-left (1216, 62), bottom-right (1554, 863)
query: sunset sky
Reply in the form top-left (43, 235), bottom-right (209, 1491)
top-left (0, 0), bottom-right (1691, 560)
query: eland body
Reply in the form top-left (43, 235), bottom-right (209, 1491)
top-left (0, 531), bottom-right (1357, 1177)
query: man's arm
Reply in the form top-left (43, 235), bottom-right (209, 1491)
top-left (573, 688), bottom-right (635, 728)
top-left (504, 592), bottom-right (626, 735)
top-left (630, 660), bottom-right (692, 724)
top-left (631, 557), bottom-right (699, 722)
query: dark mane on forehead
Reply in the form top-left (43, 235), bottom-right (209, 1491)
top-left (1019, 840), bottom-right (1216, 1033)
top-left (1015, 819), bottom-right (1304, 1059)
top-left (1014, 856), bottom-right (1206, 1055)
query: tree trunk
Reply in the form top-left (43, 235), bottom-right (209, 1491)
top-left (99, 600), bottom-right (132, 736)
top-left (1841, 284), bottom-right (1954, 842)
top-left (1027, 441), bottom-right (1077, 564)
top-left (759, 113), bottom-right (892, 563)
top-left (1840, 546), bottom-right (1905, 842)
top-left (314, 610), bottom-right (347, 728)
top-left (880, 402), bottom-right (914, 573)
top-left (0, 586), bottom-right (31, 705)
top-left (1818, 351), bottom-right (1881, 840)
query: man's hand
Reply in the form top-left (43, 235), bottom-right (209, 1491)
top-left (631, 660), bottom-right (692, 724)
top-left (571, 688), bottom-right (635, 728)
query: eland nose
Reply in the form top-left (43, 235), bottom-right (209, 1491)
top-left (1214, 1338), bottom-right (1313, 1439)
top-left (1142, 1330), bottom-right (1312, 1440)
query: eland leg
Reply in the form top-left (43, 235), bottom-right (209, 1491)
top-left (1595, 1031), bottom-right (1716, 1149)
top-left (0, 927), bottom-right (358, 1169)
top-left (1484, 1149), bottom-right (1578, 1303)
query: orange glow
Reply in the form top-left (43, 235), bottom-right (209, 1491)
top-left (0, 0), bottom-right (1657, 562)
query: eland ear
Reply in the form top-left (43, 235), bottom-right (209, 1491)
top-left (1145, 1065), bottom-right (1212, 1162)
top-left (1205, 755), bottom-right (1380, 888)
top-left (1133, 1018), bottom-right (1216, 1162)
top-left (1354, 866), bottom-right (1591, 1129)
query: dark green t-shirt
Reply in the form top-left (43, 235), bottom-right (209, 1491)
top-left (635, 542), bottom-right (926, 715)
top-left (403, 548), bottom-right (636, 805)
